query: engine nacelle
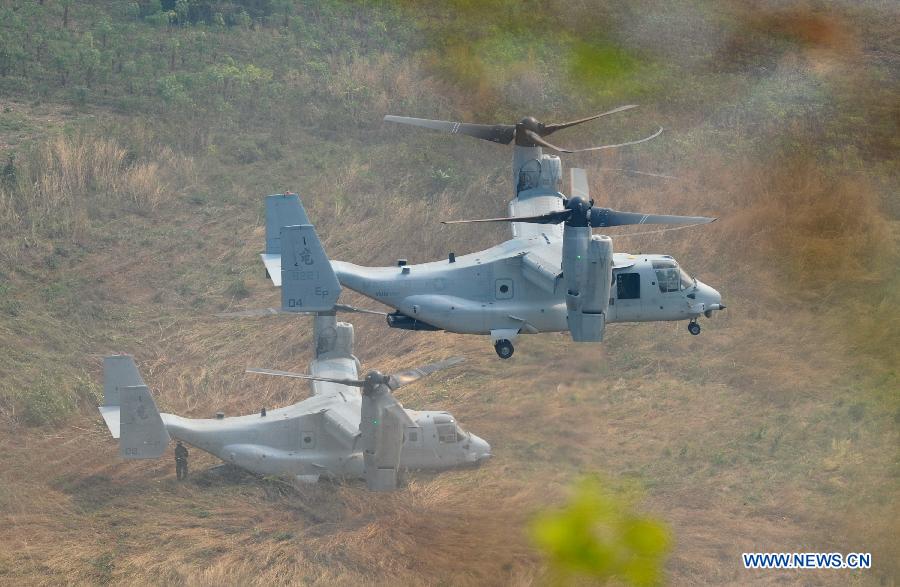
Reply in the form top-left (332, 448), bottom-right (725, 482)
top-left (564, 233), bottom-right (613, 342)
top-left (514, 152), bottom-right (562, 194)
top-left (582, 235), bottom-right (613, 313)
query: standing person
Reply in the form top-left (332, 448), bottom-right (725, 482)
top-left (174, 441), bottom-right (189, 480)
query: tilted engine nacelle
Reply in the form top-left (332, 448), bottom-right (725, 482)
top-left (359, 385), bottom-right (407, 491)
top-left (562, 226), bottom-right (613, 342)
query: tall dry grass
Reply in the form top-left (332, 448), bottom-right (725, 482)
top-left (0, 134), bottom-right (190, 244)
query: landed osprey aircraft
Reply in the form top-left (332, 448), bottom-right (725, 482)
top-left (98, 315), bottom-right (489, 491)
top-left (261, 106), bottom-right (725, 359)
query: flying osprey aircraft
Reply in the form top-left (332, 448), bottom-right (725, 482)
top-left (261, 106), bottom-right (725, 358)
top-left (98, 314), bottom-right (489, 491)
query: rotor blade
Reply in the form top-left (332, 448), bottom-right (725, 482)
top-left (541, 105), bottom-right (638, 135)
top-left (217, 304), bottom-right (386, 318)
top-left (217, 307), bottom-right (291, 318)
top-left (246, 368), bottom-right (364, 387)
top-left (333, 303), bottom-right (388, 316)
top-left (597, 167), bottom-right (678, 180)
top-left (442, 209), bottom-right (571, 225)
top-left (523, 129), bottom-right (573, 153)
top-left (570, 168), bottom-right (590, 200)
top-left (590, 208), bottom-right (717, 227)
top-left (384, 115), bottom-right (515, 144)
top-left (569, 127), bottom-right (664, 153)
top-left (387, 356), bottom-right (466, 390)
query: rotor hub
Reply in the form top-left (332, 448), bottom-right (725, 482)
top-left (364, 370), bottom-right (386, 384)
top-left (565, 196), bottom-right (592, 227)
top-left (517, 116), bottom-right (543, 133)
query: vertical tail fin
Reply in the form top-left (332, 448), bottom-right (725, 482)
top-left (280, 224), bottom-right (341, 312)
top-left (99, 355), bottom-right (169, 457)
top-left (264, 193), bottom-right (310, 255)
top-left (261, 194), bottom-right (311, 284)
top-left (99, 355), bottom-right (146, 439)
top-left (120, 385), bottom-right (170, 459)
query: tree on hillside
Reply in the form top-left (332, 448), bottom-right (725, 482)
top-left (61, 0), bottom-right (73, 29)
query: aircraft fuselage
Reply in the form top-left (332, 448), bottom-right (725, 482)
top-left (332, 237), bottom-right (723, 336)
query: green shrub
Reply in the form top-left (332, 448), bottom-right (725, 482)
top-left (72, 373), bottom-right (103, 407)
top-left (532, 477), bottom-right (671, 586)
top-left (22, 377), bottom-right (74, 426)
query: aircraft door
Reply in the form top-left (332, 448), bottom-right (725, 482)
top-left (402, 424), bottom-right (431, 469)
top-left (612, 272), bottom-right (642, 321)
top-left (649, 260), bottom-right (684, 318)
top-left (405, 426), bottom-right (423, 448)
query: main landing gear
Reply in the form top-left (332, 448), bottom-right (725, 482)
top-left (688, 320), bottom-right (701, 336)
top-left (494, 339), bottom-right (515, 359)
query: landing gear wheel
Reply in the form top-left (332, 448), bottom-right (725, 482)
top-left (494, 339), bottom-right (515, 359)
top-left (688, 321), bottom-right (701, 336)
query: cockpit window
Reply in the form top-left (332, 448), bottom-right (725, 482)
top-left (652, 260), bottom-right (682, 293)
top-left (679, 268), bottom-right (694, 290)
top-left (436, 423), bottom-right (457, 443)
top-left (455, 425), bottom-right (469, 443)
top-left (655, 267), bottom-right (680, 293)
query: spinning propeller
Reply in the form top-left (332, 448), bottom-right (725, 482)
top-left (217, 303), bottom-right (387, 318)
top-left (247, 357), bottom-right (465, 491)
top-left (442, 198), bottom-right (715, 228)
top-left (445, 168), bottom-right (715, 228)
top-left (246, 356), bottom-right (464, 393)
top-left (385, 105), bottom-right (662, 154)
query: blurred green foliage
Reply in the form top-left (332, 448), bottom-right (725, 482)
top-left (532, 477), bottom-right (671, 585)
top-left (22, 376), bottom-right (74, 426)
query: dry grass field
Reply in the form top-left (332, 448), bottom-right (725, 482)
top-left (0, 0), bottom-right (897, 585)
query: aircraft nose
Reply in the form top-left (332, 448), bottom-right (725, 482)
top-left (697, 281), bottom-right (725, 313)
top-left (469, 434), bottom-right (492, 463)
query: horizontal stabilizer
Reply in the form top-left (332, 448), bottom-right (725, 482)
top-left (261, 254), bottom-right (283, 286)
top-left (99, 406), bottom-right (121, 439)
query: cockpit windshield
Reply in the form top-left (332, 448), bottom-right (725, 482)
top-left (679, 268), bottom-right (694, 290)
top-left (436, 421), bottom-right (469, 444)
top-left (455, 425), bottom-right (469, 443)
top-left (653, 259), bottom-right (694, 293)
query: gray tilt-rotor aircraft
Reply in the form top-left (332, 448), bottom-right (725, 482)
top-left (262, 106), bottom-right (725, 359)
top-left (98, 314), bottom-right (490, 491)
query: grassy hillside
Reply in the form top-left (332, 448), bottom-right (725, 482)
top-left (0, 0), bottom-right (897, 584)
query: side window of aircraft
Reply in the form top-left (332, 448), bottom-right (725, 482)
top-left (616, 273), bottom-right (640, 300)
top-left (436, 423), bottom-right (458, 444)
top-left (495, 279), bottom-right (514, 300)
top-left (405, 426), bottom-right (423, 446)
top-left (301, 430), bottom-right (316, 449)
